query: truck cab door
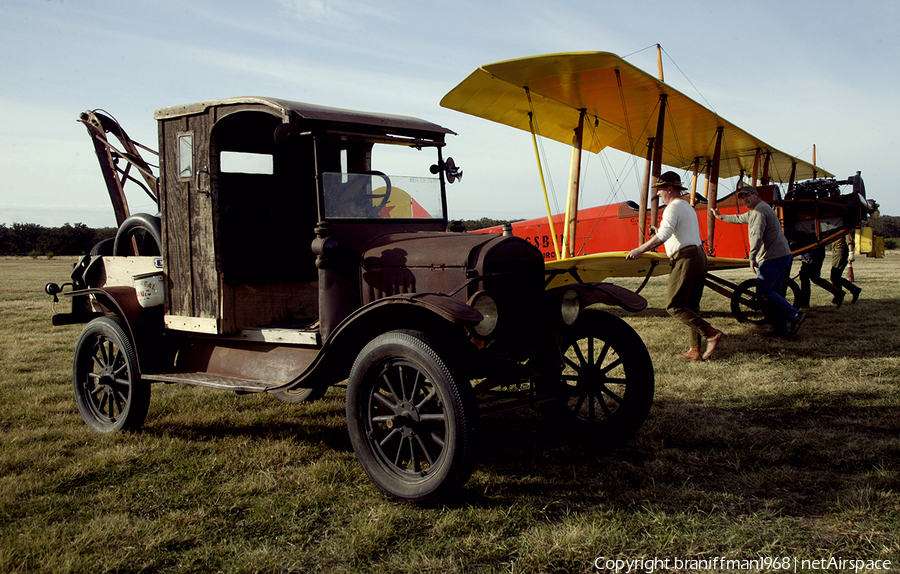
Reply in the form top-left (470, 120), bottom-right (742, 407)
top-left (158, 112), bottom-right (223, 333)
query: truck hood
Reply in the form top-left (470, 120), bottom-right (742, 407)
top-left (362, 232), bottom-right (501, 269)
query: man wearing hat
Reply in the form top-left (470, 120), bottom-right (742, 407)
top-left (627, 171), bottom-right (725, 360)
top-left (712, 184), bottom-right (806, 337)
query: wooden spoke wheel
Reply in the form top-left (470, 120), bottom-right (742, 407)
top-left (73, 317), bottom-right (150, 433)
top-left (347, 331), bottom-right (475, 506)
top-left (730, 277), bottom-right (800, 324)
top-left (546, 309), bottom-right (654, 446)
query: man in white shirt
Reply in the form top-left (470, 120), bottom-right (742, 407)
top-left (627, 171), bottom-right (725, 360)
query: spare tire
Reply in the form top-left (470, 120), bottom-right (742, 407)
top-left (113, 213), bottom-right (162, 256)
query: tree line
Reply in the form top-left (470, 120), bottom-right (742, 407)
top-left (2, 215), bottom-right (897, 258)
top-left (0, 219), bottom-right (523, 257)
top-left (872, 214), bottom-right (900, 239)
top-left (0, 223), bottom-right (115, 257)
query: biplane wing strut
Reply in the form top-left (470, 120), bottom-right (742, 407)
top-left (525, 89), bottom-right (562, 260)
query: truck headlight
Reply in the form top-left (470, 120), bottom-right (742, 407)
top-left (468, 290), bottom-right (499, 338)
top-left (560, 287), bottom-right (581, 326)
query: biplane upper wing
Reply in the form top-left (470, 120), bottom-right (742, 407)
top-left (544, 251), bottom-right (749, 289)
top-left (440, 51), bottom-right (831, 182)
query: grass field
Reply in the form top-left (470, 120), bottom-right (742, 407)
top-left (1, 255), bottom-right (897, 573)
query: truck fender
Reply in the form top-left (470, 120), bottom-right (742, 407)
top-left (63, 286), bottom-right (163, 373)
top-left (269, 293), bottom-right (482, 395)
top-left (373, 293), bottom-right (483, 324)
top-left (329, 293), bottom-right (483, 342)
top-left (548, 282), bottom-right (647, 313)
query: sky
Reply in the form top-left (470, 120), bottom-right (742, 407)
top-left (1, 0), bottom-right (898, 229)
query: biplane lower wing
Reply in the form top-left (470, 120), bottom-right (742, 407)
top-left (706, 256), bottom-right (752, 271)
top-left (544, 251), bottom-right (748, 289)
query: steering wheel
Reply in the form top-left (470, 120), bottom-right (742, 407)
top-left (367, 171), bottom-right (393, 211)
top-left (332, 171), bottom-right (392, 218)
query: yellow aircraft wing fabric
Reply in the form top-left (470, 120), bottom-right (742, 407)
top-left (544, 251), bottom-right (749, 289)
top-left (706, 256), bottom-right (752, 271)
top-left (441, 51), bottom-right (831, 182)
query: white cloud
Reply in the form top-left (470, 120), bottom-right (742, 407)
top-left (276, 0), bottom-right (385, 27)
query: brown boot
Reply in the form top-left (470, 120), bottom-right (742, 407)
top-left (680, 347), bottom-right (702, 361)
top-left (702, 329), bottom-right (725, 360)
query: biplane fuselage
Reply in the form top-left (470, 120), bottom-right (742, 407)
top-left (475, 191), bottom-right (754, 263)
top-left (475, 183), bottom-right (871, 268)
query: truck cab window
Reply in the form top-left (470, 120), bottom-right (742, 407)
top-left (177, 133), bottom-right (193, 179)
top-left (220, 151), bottom-right (274, 175)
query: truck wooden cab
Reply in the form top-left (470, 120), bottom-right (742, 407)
top-left (48, 97), bottom-right (655, 505)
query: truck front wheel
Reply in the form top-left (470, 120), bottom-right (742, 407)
top-left (73, 316), bottom-right (150, 433)
top-left (546, 309), bottom-right (654, 446)
top-left (347, 330), bottom-right (476, 506)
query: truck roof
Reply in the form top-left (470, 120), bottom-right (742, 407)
top-left (153, 96), bottom-right (455, 137)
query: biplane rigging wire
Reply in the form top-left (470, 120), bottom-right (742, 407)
top-left (613, 65), bottom-right (651, 213)
top-left (624, 43), bottom-right (734, 189)
top-left (792, 144), bottom-right (820, 176)
top-left (524, 90), bottom-right (561, 215)
top-left (662, 105), bottom-right (688, 178)
top-left (614, 68), bottom-right (639, 160)
top-left (525, 87), bottom-right (562, 260)
top-left (768, 161), bottom-right (789, 186)
top-left (656, 45), bottom-right (718, 116)
top-left (575, 113), bottom-right (648, 254)
top-left (622, 44), bottom-right (717, 114)
top-left (575, 87), bottom-right (686, 254)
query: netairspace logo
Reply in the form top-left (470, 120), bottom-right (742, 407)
top-left (593, 556), bottom-right (893, 573)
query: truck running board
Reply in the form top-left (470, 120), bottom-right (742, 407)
top-left (147, 372), bottom-right (279, 393)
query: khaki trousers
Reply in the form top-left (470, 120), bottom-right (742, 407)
top-left (666, 245), bottom-right (711, 348)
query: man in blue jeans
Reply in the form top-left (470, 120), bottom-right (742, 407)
top-left (713, 184), bottom-right (806, 337)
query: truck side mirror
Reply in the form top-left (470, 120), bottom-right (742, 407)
top-left (430, 157), bottom-right (463, 184)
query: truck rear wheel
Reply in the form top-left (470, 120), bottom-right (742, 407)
top-left (347, 330), bottom-right (476, 506)
top-left (73, 317), bottom-right (150, 433)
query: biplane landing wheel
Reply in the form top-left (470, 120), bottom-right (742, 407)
top-left (73, 317), bottom-right (150, 433)
top-left (346, 330), bottom-right (476, 506)
top-left (544, 309), bottom-right (654, 447)
top-left (730, 278), bottom-right (800, 325)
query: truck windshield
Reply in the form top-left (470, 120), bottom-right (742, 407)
top-left (322, 172), bottom-right (444, 220)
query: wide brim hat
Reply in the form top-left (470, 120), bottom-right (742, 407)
top-left (652, 170), bottom-right (687, 190)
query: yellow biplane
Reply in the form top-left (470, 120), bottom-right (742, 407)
top-left (440, 48), bottom-right (876, 320)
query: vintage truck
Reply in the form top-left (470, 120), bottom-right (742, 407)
top-left (45, 97), bottom-right (654, 505)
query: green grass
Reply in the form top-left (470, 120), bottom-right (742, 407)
top-left (1, 256), bottom-right (898, 573)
